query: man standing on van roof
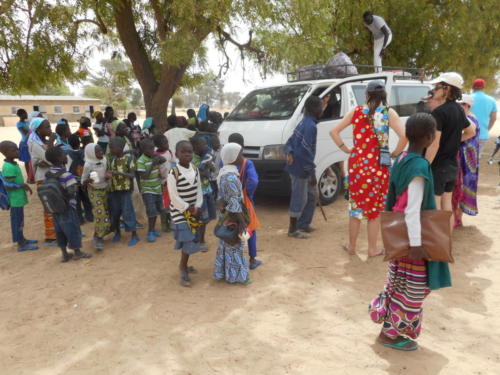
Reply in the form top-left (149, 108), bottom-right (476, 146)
top-left (284, 96), bottom-right (323, 239)
top-left (363, 11), bottom-right (392, 72)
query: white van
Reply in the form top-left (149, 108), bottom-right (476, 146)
top-left (218, 71), bottom-right (432, 204)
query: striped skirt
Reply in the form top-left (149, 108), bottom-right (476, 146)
top-left (369, 258), bottom-right (430, 340)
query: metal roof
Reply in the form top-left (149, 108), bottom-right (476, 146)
top-left (0, 95), bottom-right (101, 102)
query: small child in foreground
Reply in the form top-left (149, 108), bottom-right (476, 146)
top-left (137, 138), bottom-right (165, 242)
top-left (369, 113), bottom-right (451, 351)
top-left (106, 137), bottom-right (139, 246)
top-left (167, 140), bottom-right (204, 287)
top-left (44, 147), bottom-right (92, 262)
top-left (0, 141), bottom-right (38, 251)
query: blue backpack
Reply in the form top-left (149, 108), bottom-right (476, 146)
top-left (0, 172), bottom-right (10, 210)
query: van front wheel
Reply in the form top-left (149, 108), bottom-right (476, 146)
top-left (318, 164), bottom-right (341, 205)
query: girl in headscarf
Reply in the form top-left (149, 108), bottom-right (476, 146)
top-left (141, 117), bottom-right (154, 139)
top-left (167, 140), bottom-right (204, 287)
top-left (82, 143), bottom-right (110, 250)
top-left (28, 118), bottom-right (58, 246)
top-left (213, 143), bottom-right (250, 284)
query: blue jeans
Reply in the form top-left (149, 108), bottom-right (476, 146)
top-left (288, 174), bottom-right (316, 230)
top-left (109, 190), bottom-right (136, 232)
top-left (10, 206), bottom-right (25, 243)
top-left (54, 208), bottom-right (82, 250)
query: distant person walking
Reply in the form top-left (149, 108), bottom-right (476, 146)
top-left (363, 11), bottom-right (392, 72)
top-left (471, 78), bottom-right (497, 157)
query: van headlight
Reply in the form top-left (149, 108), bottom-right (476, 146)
top-left (262, 145), bottom-right (286, 160)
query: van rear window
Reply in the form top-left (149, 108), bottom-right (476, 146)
top-left (226, 84), bottom-right (309, 121)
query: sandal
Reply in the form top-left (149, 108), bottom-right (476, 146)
top-left (288, 230), bottom-right (311, 239)
top-left (180, 272), bottom-right (191, 287)
top-left (61, 253), bottom-right (73, 263)
top-left (381, 338), bottom-right (418, 351)
top-left (73, 251), bottom-right (92, 260)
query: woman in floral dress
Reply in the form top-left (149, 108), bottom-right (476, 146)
top-left (213, 143), bottom-right (250, 284)
top-left (330, 80), bottom-right (407, 256)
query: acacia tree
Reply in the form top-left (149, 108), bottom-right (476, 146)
top-left (1, 0), bottom-right (498, 130)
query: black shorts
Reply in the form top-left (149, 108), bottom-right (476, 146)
top-left (432, 163), bottom-right (458, 196)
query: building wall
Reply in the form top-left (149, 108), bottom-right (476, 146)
top-left (0, 100), bottom-right (101, 127)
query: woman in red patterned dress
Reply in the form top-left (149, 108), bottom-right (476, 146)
top-left (330, 80), bottom-right (407, 256)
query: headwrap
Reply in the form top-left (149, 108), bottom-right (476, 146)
top-left (217, 143), bottom-right (242, 184)
top-left (143, 117), bottom-right (154, 130)
top-left (28, 118), bottom-right (47, 147)
top-left (84, 143), bottom-right (106, 168)
top-left (93, 111), bottom-right (102, 119)
top-left (198, 104), bottom-right (209, 122)
top-left (28, 111), bottom-right (42, 124)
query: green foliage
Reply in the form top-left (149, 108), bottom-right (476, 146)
top-left (1, 0), bottom-right (498, 120)
top-left (83, 58), bottom-right (138, 109)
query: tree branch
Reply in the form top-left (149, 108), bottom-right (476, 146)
top-left (74, 18), bottom-right (108, 34)
top-left (216, 26), bottom-right (265, 64)
top-left (114, 0), bottom-right (158, 99)
top-left (151, 0), bottom-right (167, 41)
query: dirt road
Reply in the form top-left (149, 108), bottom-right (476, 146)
top-left (0, 126), bottom-right (499, 374)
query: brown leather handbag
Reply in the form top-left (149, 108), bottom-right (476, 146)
top-left (380, 210), bottom-right (454, 263)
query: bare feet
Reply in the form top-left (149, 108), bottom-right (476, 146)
top-left (342, 245), bottom-right (356, 255)
top-left (368, 249), bottom-right (384, 257)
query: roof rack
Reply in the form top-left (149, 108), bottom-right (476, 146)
top-left (287, 64), bottom-right (426, 83)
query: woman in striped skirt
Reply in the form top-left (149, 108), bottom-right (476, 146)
top-left (167, 140), bottom-right (204, 287)
top-left (369, 113), bottom-right (451, 351)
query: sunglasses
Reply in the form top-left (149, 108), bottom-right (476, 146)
top-left (433, 84), bottom-right (448, 91)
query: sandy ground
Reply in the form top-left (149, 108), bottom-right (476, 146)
top-left (0, 123), bottom-right (499, 375)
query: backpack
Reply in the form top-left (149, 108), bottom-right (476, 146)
top-left (37, 170), bottom-right (69, 214)
top-left (0, 172), bottom-right (10, 210)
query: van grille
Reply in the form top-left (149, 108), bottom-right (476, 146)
top-left (243, 146), bottom-right (260, 160)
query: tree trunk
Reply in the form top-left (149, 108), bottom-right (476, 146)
top-left (113, 0), bottom-right (205, 133)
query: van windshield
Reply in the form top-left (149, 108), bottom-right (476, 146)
top-left (227, 84), bottom-right (309, 121)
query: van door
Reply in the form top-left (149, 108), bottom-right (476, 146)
top-left (313, 73), bottom-right (394, 203)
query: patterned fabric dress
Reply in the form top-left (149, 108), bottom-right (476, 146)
top-left (87, 186), bottom-right (110, 238)
top-left (348, 105), bottom-right (389, 220)
top-left (452, 114), bottom-right (480, 225)
top-left (213, 172), bottom-right (250, 284)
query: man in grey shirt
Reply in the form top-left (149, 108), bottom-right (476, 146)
top-left (363, 11), bottom-right (392, 72)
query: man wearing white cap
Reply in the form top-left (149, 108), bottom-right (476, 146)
top-left (425, 72), bottom-right (476, 227)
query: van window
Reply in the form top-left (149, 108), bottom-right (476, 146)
top-left (351, 85), bottom-right (367, 105)
top-left (320, 87), bottom-right (342, 120)
top-left (391, 86), bottom-right (429, 116)
top-left (226, 84), bottom-right (309, 121)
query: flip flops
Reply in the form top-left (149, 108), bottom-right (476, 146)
top-left (381, 339), bottom-right (418, 351)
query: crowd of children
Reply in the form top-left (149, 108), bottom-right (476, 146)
top-left (1, 105), bottom-right (262, 287)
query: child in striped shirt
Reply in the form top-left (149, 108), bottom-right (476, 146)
top-left (137, 138), bottom-right (166, 242)
top-left (167, 140), bottom-right (203, 287)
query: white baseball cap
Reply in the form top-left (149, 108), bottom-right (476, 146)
top-left (430, 72), bottom-right (464, 89)
top-left (458, 94), bottom-right (474, 107)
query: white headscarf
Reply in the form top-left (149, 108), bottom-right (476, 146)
top-left (217, 143), bottom-right (242, 184)
top-left (84, 143), bottom-right (106, 168)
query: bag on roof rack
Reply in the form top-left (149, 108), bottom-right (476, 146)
top-left (325, 53), bottom-right (358, 76)
top-left (297, 64), bottom-right (325, 81)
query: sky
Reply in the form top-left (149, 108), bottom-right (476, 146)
top-left (72, 37), bottom-right (286, 98)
